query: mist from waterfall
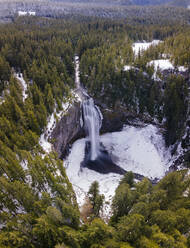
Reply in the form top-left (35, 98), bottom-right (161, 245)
top-left (83, 98), bottom-right (102, 160)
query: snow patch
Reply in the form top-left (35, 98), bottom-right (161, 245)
top-left (147, 59), bottom-right (174, 80)
top-left (147, 59), bottom-right (188, 79)
top-left (39, 99), bottom-right (74, 153)
top-left (18, 11), bottom-right (36, 16)
top-left (20, 160), bottom-right (28, 170)
top-left (15, 73), bottom-right (28, 101)
top-left (123, 65), bottom-right (135, 71)
top-left (148, 59), bottom-right (174, 71)
top-left (39, 133), bottom-right (52, 154)
top-left (178, 66), bottom-right (188, 72)
top-left (132, 40), bottom-right (161, 56)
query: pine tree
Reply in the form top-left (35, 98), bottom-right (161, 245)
top-left (88, 181), bottom-right (104, 218)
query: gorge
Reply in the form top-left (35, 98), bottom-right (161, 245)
top-left (51, 55), bottom-right (175, 213)
top-left (0, 14), bottom-right (189, 247)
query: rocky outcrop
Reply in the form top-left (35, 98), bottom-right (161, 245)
top-left (100, 108), bottom-right (136, 133)
top-left (51, 101), bottom-right (85, 159)
top-left (100, 107), bottom-right (158, 134)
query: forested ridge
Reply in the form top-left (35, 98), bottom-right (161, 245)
top-left (1, 0), bottom-right (190, 25)
top-left (0, 16), bottom-right (189, 247)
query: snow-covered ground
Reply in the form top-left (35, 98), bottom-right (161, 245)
top-left (148, 59), bottom-right (174, 71)
top-left (123, 40), bottom-right (161, 71)
top-left (15, 73), bottom-right (28, 101)
top-left (132, 40), bottom-right (161, 56)
top-left (65, 124), bottom-right (172, 216)
top-left (123, 65), bottom-right (136, 71)
top-left (178, 66), bottom-right (188, 72)
top-left (148, 60), bottom-right (188, 73)
top-left (39, 101), bottom-right (70, 153)
top-left (147, 59), bottom-right (188, 80)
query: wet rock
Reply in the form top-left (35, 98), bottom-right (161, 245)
top-left (51, 101), bottom-right (85, 159)
top-left (100, 107), bottom-right (156, 134)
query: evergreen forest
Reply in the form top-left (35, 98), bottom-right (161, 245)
top-left (0, 14), bottom-right (189, 248)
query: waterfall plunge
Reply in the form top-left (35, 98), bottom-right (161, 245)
top-left (75, 55), bottom-right (102, 161)
top-left (83, 98), bottom-right (102, 161)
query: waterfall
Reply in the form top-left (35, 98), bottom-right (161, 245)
top-left (83, 98), bottom-right (102, 161)
top-left (74, 55), bottom-right (124, 175)
top-left (74, 55), bottom-right (103, 161)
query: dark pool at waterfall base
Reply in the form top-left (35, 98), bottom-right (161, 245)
top-left (81, 141), bottom-right (126, 175)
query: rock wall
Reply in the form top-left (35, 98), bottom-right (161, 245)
top-left (51, 101), bottom-right (85, 159)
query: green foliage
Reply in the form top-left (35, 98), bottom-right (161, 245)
top-left (164, 75), bottom-right (188, 146)
top-left (112, 183), bottom-right (137, 221)
top-left (81, 218), bottom-right (114, 248)
top-left (88, 181), bottom-right (105, 218)
top-left (119, 172), bottom-right (134, 188)
top-left (0, 16), bottom-right (189, 248)
top-left (0, 55), bottom-right (11, 94)
top-left (116, 214), bottom-right (145, 242)
top-left (109, 170), bottom-right (190, 247)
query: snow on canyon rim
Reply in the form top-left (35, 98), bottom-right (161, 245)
top-left (65, 124), bottom-right (172, 208)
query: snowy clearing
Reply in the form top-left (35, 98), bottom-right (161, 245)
top-left (148, 59), bottom-right (174, 71)
top-left (148, 59), bottom-right (188, 72)
top-left (65, 124), bottom-right (172, 215)
top-left (132, 40), bottom-right (161, 56)
top-left (178, 66), bottom-right (188, 72)
top-left (147, 59), bottom-right (188, 80)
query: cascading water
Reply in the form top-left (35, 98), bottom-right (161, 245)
top-left (75, 55), bottom-right (123, 174)
top-left (83, 98), bottom-right (102, 161)
top-left (75, 56), bottom-right (80, 89)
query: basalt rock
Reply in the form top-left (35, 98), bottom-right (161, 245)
top-left (100, 107), bottom-right (154, 134)
top-left (51, 101), bottom-right (85, 159)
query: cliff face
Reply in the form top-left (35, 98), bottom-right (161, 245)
top-left (51, 101), bottom-right (154, 158)
top-left (51, 101), bottom-right (85, 158)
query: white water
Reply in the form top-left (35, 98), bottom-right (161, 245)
top-left (75, 55), bottom-right (80, 89)
top-left (75, 54), bottom-right (103, 161)
top-left (82, 98), bottom-right (102, 160)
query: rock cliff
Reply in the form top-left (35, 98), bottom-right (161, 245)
top-left (51, 101), bottom-right (85, 158)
